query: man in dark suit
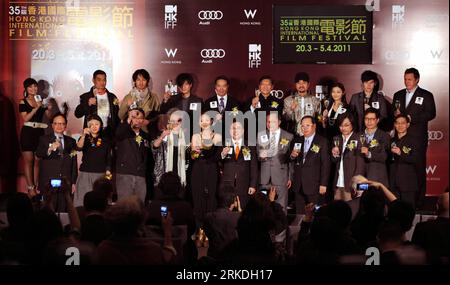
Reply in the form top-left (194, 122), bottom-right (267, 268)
top-left (349, 70), bottom-right (391, 132)
top-left (115, 108), bottom-right (150, 202)
top-left (257, 112), bottom-right (293, 211)
top-left (74, 70), bottom-right (120, 139)
top-left (160, 73), bottom-right (203, 138)
top-left (290, 116), bottom-right (330, 214)
top-left (412, 191), bottom-right (449, 264)
top-left (392, 68), bottom-right (436, 208)
top-left (219, 121), bottom-right (258, 208)
top-left (36, 113), bottom-right (78, 211)
top-left (360, 108), bottom-right (390, 187)
top-left (203, 76), bottom-right (241, 143)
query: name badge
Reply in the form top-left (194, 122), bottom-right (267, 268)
top-left (190, 103), bottom-right (198, 111)
top-left (294, 142), bottom-right (302, 150)
top-left (130, 101), bottom-right (138, 109)
top-left (228, 147), bottom-right (233, 154)
top-left (260, 134), bottom-right (269, 143)
top-left (372, 101), bottom-right (380, 109)
top-left (210, 101), bottom-right (218, 109)
top-left (415, 97), bottom-right (424, 105)
top-left (162, 136), bottom-right (168, 142)
top-left (244, 153), bottom-right (251, 161)
top-left (306, 103), bottom-right (313, 110)
top-left (256, 102), bottom-right (261, 109)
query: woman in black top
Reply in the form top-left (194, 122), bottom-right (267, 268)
top-left (190, 113), bottom-right (222, 226)
top-left (389, 114), bottom-right (419, 208)
top-left (74, 115), bottom-right (112, 207)
top-left (321, 82), bottom-right (350, 142)
top-left (19, 78), bottom-right (52, 197)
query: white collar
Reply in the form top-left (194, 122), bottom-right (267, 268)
top-left (270, 128), bottom-right (281, 137)
top-left (406, 86), bottom-right (418, 94)
top-left (217, 94), bottom-right (227, 101)
top-left (232, 138), bottom-right (243, 146)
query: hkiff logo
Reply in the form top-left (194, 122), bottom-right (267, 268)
top-left (200, 49), bottom-right (225, 58)
top-left (428, 131), bottom-right (444, 141)
top-left (198, 10), bottom-right (223, 20)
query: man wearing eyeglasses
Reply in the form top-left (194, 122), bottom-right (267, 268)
top-left (36, 113), bottom-right (78, 209)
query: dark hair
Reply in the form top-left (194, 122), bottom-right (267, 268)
top-left (330, 82), bottom-right (346, 93)
top-left (93, 177), bottom-right (114, 198)
top-left (23, 78), bottom-right (38, 97)
top-left (217, 190), bottom-right (236, 208)
top-left (93, 70), bottom-right (107, 79)
top-left (301, 115), bottom-right (316, 125)
top-left (394, 113), bottom-right (410, 123)
top-left (294, 72), bottom-right (310, 83)
top-left (364, 107), bottom-right (380, 119)
top-left (214, 75), bottom-right (229, 85)
top-left (361, 70), bottom-right (379, 83)
top-left (7, 192), bottom-right (33, 230)
top-left (387, 200), bottom-right (415, 233)
top-left (404, 67), bottom-right (420, 80)
top-left (52, 112), bottom-right (67, 124)
top-left (86, 114), bottom-right (104, 129)
top-left (132, 69), bottom-right (150, 82)
top-left (378, 221), bottom-right (404, 243)
top-left (129, 107), bottom-right (145, 117)
top-left (259, 75), bottom-right (274, 85)
top-left (158, 172), bottom-right (182, 197)
top-left (322, 201), bottom-right (353, 230)
top-left (337, 112), bottom-right (355, 129)
top-left (176, 73), bottom-right (193, 87)
top-left (83, 190), bottom-right (108, 213)
top-left (358, 188), bottom-right (387, 218)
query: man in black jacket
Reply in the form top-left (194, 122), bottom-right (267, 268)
top-left (392, 68), bottom-right (436, 208)
top-left (290, 116), bottom-right (330, 213)
top-left (74, 70), bottom-right (120, 139)
top-left (115, 108), bottom-right (149, 202)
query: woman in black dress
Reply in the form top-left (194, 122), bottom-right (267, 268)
top-left (19, 78), bottom-right (51, 197)
top-left (190, 113), bottom-right (222, 226)
top-left (74, 115), bottom-right (112, 207)
top-left (321, 82), bottom-right (350, 142)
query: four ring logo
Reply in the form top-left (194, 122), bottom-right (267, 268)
top-left (428, 131), bottom-right (443, 141)
top-left (200, 49), bottom-right (226, 59)
top-left (270, 90), bottom-right (284, 99)
top-left (198, 10), bottom-right (223, 20)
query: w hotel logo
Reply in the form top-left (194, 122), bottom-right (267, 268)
top-left (248, 44), bottom-right (261, 68)
top-left (165, 5), bottom-right (177, 29)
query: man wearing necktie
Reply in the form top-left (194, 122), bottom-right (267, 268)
top-left (392, 68), bottom-right (436, 209)
top-left (219, 121), bottom-right (258, 208)
top-left (36, 113), bottom-right (78, 210)
top-left (290, 116), bottom-right (330, 214)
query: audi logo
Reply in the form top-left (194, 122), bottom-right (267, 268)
top-left (270, 90), bottom-right (284, 99)
top-left (200, 49), bottom-right (226, 58)
top-left (198, 10), bottom-right (223, 20)
top-left (428, 131), bottom-right (444, 141)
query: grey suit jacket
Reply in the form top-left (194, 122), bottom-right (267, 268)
top-left (361, 129), bottom-right (390, 187)
top-left (257, 129), bottom-right (294, 186)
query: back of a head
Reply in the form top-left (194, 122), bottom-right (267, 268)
top-left (437, 192), bottom-right (449, 217)
top-left (217, 190), bottom-right (236, 209)
top-left (93, 177), bottom-right (114, 199)
top-left (378, 220), bottom-right (404, 243)
top-left (359, 188), bottom-right (387, 218)
top-left (7, 192), bottom-right (33, 228)
top-left (387, 200), bottom-right (415, 233)
top-left (321, 201), bottom-right (353, 230)
top-left (310, 216), bottom-right (340, 249)
top-left (158, 172), bottom-right (182, 198)
top-left (105, 196), bottom-right (145, 237)
top-left (28, 208), bottom-right (63, 244)
top-left (83, 190), bottom-right (108, 213)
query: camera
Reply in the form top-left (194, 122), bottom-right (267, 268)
top-left (160, 205), bottom-right (168, 217)
top-left (50, 178), bottom-right (62, 188)
top-left (314, 204), bottom-right (322, 212)
top-left (357, 183), bottom-right (369, 191)
top-left (261, 190), bottom-right (268, 196)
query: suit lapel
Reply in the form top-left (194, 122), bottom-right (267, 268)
top-left (406, 87), bottom-right (420, 113)
top-left (303, 135), bottom-right (317, 164)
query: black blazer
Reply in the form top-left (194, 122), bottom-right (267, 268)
top-left (160, 93), bottom-right (203, 115)
top-left (219, 144), bottom-right (258, 197)
top-left (361, 129), bottom-right (390, 187)
top-left (392, 87), bottom-right (436, 145)
top-left (114, 122), bottom-right (150, 177)
top-left (291, 134), bottom-right (330, 195)
top-left (74, 87), bottom-right (120, 137)
top-left (349, 92), bottom-right (391, 132)
top-left (389, 133), bottom-right (419, 193)
top-left (331, 132), bottom-right (365, 191)
top-left (203, 94), bottom-right (241, 114)
top-left (36, 134), bottom-right (78, 188)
